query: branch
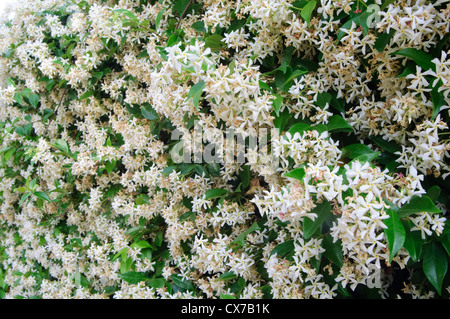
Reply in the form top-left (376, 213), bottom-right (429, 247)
top-left (174, 0), bottom-right (194, 31)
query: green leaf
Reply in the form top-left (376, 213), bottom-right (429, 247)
top-left (441, 233), bottom-right (450, 257)
top-left (219, 271), bottom-right (237, 281)
top-left (284, 167), bottom-right (306, 181)
top-left (80, 90), bottom-right (94, 100)
top-left (19, 192), bottom-right (31, 205)
top-left (427, 186), bottom-right (441, 204)
top-left (3, 147), bottom-right (14, 161)
top-left (148, 277), bottom-right (165, 289)
top-left (173, 0), bottom-right (191, 14)
top-left (53, 139), bottom-right (70, 155)
top-left (192, 21), bottom-right (206, 32)
top-left (179, 211), bottom-right (196, 222)
top-left (220, 294), bottom-right (237, 299)
top-left (423, 242), bottom-right (448, 295)
top-left (186, 81), bottom-right (206, 110)
top-left (369, 135), bottom-right (401, 154)
top-left (16, 187), bottom-right (27, 193)
top-left (14, 93), bottom-right (24, 105)
top-left (45, 79), bottom-right (56, 91)
top-left (383, 209), bottom-right (406, 262)
top-left (28, 94), bottom-right (40, 109)
top-left (239, 165), bottom-right (250, 190)
top-left (342, 144), bottom-right (376, 159)
top-left (281, 69), bottom-right (308, 90)
top-left (130, 240), bottom-right (152, 249)
top-left (34, 191), bottom-right (50, 202)
top-left (104, 159), bottom-right (116, 175)
top-left (271, 94), bottom-right (283, 116)
top-left (322, 234), bottom-right (343, 267)
top-left (350, 151), bottom-right (380, 164)
top-left (358, 10), bottom-right (372, 35)
top-left (155, 230), bottom-right (163, 247)
top-left (397, 63), bottom-right (416, 78)
top-left (397, 195), bottom-right (441, 218)
top-left (205, 34), bottom-right (225, 51)
top-left (287, 123), bottom-right (311, 137)
top-left (301, 0), bottom-right (316, 27)
top-left (113, 8), bottom-right (139, 21)
top-left (270, 240), bottom-right (295, 259)
top-left (155, 8), bottom-right (165, 29)
top-left (259, 80), bottom-right (272, 92)
top-left (273, 108), bottom-right (291, 133)
top-left (231, 222), bottom-right (260, 247)
top-left (336, 16), bottom-right (359, 43)
top-left (327, 115), bottom-right (353, 133)
top-left (92, 71), bottom-right (103, 79)
top-left (204, 188), bottom-right (227, 200)
top-left (303, 201), bottom-right (332, 239)
top-left (141, 103), bottom-right (159, 120)
top-left (170, 274), bottom-right (194, 291)
top-left (390, 48), bottom-right (435, 71)
top-left (118, 271), bottom-right (149, 284)
top-left (315, 91), bottom-right (332, 108)
top-left (431, 83), bottom-right (445, 120)
top-left (403, 220), bottom-right (424, 262)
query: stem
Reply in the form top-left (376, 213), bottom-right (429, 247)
top-left (174, 0), bottom-right (194, 31)
top-left (358, 0), bottom-right (368, 9)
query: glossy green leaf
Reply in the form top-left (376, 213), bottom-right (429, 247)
top-left (28, 94), bottom-right (40, 108)
top-left (148, 277), bottom-right (165, 289)
top-left (390, 48), bottom-right (435, 71)
top-left (113, 8), bottom-right (139, 21)
top-left (301, 1), bottom-right (316, 27)
top-left (192, 21), bottom-right (205, 32)
top-left (205, 34), bottom-right (225, 51)
top-left (141, 103), bottom-right (159, 120)
top-left (239, 165), bottom-right (250, 189)
top-left (170, 274), bottom-right (194, 291)
top-left (342, 144), bottom-right (376, 159)
top-left (397, 195), bottom-right (441, 218)
top-left (383, 209), bottom-right (406, 262)
top-left (427, 185), bottom-right (441, 203)
top-left (441, 233), bottom-right (450, 257)
top-left (204, 188), bottom-right (227, 200)
top-left (281, 69), bottom-right (308, 90)
top-left (431, 83), bottom-right (445, 120)
top-left (80, 90), bottom-right (94, 100)
top-left (270, 240), bottom-right (295, 259)
top-left (403, 220), bottom-right (425, 262)
top-left (231, 222), bottom-right (260, 247)
top-left (315, 91), bottom-right (332, 108)
top-left (34, 191), bottom-right (50, 202)
top-left (423, 242), bottom-right (448, 295)
top-left (287, 123), bottom-right (311, 137)
top-left (130, 240), bottom-right (152, 249)
top-left (219, 271), bottom-right (237, 281)
top-left (284, 167), bottom-right (306, 181)
top-left (186, 81), bottom-right (206, 109)
top-left (322, 234), bottom-right (343, 267)
top-left (327, 115), bottom-right (353, 133)
top-left (118, 271), bottom-right (149, 284)
top-left (271, 94), bottom-right (283, 116)
top-left (303, 201), bottom-right (332, 239)
top-left (350, 151), bottom-right (380, 164)
top-left (369, 135), bottom-right (401, 154)
top-left (155, 8), bottom-right (165, 29)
